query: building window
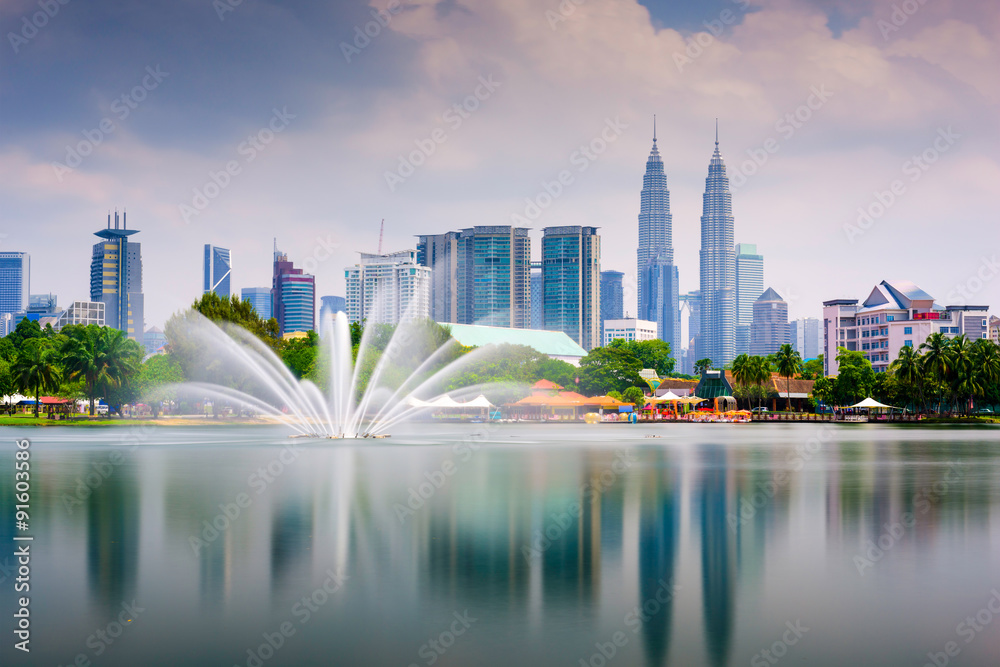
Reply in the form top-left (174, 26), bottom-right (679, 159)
top-left (887, 315), bottom-right (894, 321)
top-left (904, 326), bottom-right (912, 335)
top-left (904, 340), bottom-right (912, 347)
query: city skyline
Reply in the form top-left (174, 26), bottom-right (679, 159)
top-left (3, 0), bottom-right (997, 331)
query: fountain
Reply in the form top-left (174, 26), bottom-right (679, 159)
top-left (158, 309), bottom-right (501, 439)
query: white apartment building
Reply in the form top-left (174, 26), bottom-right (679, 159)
top-left (822, 280), bottom-right (989, 376)
top-left (345, 250), bottom-right (431, 325)
top-left (603, 318), bottom-right (657, 347)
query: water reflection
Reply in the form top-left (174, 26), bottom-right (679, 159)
top-left (6, 425), bottom-right (1000, 666)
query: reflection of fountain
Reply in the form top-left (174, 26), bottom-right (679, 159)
top-left (165, 311), bottom-right (491, 439)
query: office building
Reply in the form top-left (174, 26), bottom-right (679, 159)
top-left (530, 265), bottom-right (542, 330)
top-left (143, 325), bottom-right (166, 355)
top-left (642, 253), bottom-right (680, 359)
top-left (698, 126), bottom-right (736, 367)
top-left (681, 290), bottom-right (701, 374)
top-left (791, 317), bottom-right (822, 360)
top-left (750, 288), bottom-right (789, 356)
top-left (242, 287), bottom-right (272, 320)
top-left (0, 252), bottom-right (30, 317)
top-left (345, 249), bottom-right (430, 325)
top-left (822, 279), bottom-right (990, 375)
top-left (600, 270), bottom-right (624, 342)
top-left (203, 245), bottom-right (232, 298)
top-left (416, 232), bottom-right (460, 323)
top-left (991, 316), bottom-right (1000, 343)
top-left (272, 243), bottom-right (315, 334)
top-left (455, 226), bottom-right (530, 328)
top-left (603, 318), bottom-right (657, 347)
top-left (27, 293), bottom-right (57, 315)
top-left (735, 243), bottom-right (763, 356)
top-left (541, 226), bottom-right (600, 350)
top-left (320, 296), bottom-right (346, 319)
top-left (56, 301), bottom-right (106, 330)
top-left (90, 211), bottom-right (143, 346)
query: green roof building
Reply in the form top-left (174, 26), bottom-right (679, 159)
top-left (443, 322), bottom-right (587, 365)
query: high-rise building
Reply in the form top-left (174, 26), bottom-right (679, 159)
top-left (27, 293), bottom-right (57, 315)
top-left (681, 290), bottom-right (701, 373)
top-left (636, 119), bottom-right (680, 358)
top-left (416, 232), bottom-right (460, 323)
top-left (344, 249), bottom-right (431, 325)
top-left (143, 325), bottom-right (166, 355)
top-left (272, 243), bottom-right (315, 334)
top-left (698, 126), bottom-right (736, 367)
top-left (455, 226), bottom-right (530, 328)
top-left (203, 245), bottom-right (232, 298)
top-left (600, 270), bottom-right (624, 341)
top-left (791, 317), bottom-right (822, 360)
top-left (603, 318), bottom-right (657, 347)
top-left (750, 287), bottom-right (789, 356)
top-left (241, 287), bottom-right (272, 320)
top-left (735, 243), bottom-right (763, 356)
top-left (642, 252), bottom-right (680, 360)
top-left (530, 264), bottom-right (542, 330)
top-left (0, 252), bottom-right (30, 317)
top-left (90, 212), bottom-right (143, 346)
top-left (541, 226), bottom-right (600, 350)
top-left (320, 296), bottom-right (346, 319)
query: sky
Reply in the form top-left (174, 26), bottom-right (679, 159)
top-left (2, 0), bottom-right (998, 333)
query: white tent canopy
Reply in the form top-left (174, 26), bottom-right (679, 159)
top-left (846, 397), bottom-right (901, 410)
top-left (406, 394), bottom-right (494, 409)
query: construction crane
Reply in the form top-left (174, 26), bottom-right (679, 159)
top-left (377, 219), bottom-right (384, 254)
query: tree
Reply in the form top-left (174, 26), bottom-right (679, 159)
top-left (622, 386), bottom-right (645, 407)
top-left (12, 338), bottom-right (61, 418)
top-left (6, 317), bottom-right (43, 350)
top-left (920, 332), bottom-right (951, 414)
top-left (831, 348), bottom-right (876, 406)
top-left (578, 346), bottom-right (643, 395)
top-left (946, 335), bottom-right (973, 415)
top-left (139, 354), bottom-right (185, 417)
top-left (610, 338), bottom-right (675, 376)
top-left (529, 357), bottom-right (577, 387)
top-left (890, 345), bottom-right (923, 412)
top-left (694, 358), bottom-right (712, 375)
top-left (0, 359), bottom-right (15, 413)
top-left (281, 330), bottom-right (319, 380)
top-left (190, 292), bottom-right (281, 349)
top-left (774, 343), bottom-right (802, 412)
top-left (60, 325), bottom-right (143, 416)
top-left (799, 356), bottom-right (824, 380)
top-left (970, 339), bottom-right (1000, 411)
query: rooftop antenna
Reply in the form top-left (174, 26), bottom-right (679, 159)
top-left (123, 209), bottom-right (126, 230)
top-left (377, 219), bottom-right (385, 254)
top-left (715, 118), bottom-right (719, 146)
top-left (653, 114), bottom-right (656, 143)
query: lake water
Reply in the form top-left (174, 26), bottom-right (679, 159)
top-left (2, 422), bottom-right (999, 666)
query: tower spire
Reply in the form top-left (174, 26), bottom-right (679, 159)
top-left (653, 114), bottom-right (657, 143)
top-left (715, 118), bottom-right (719, 146)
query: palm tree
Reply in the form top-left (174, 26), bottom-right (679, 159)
top-left (62, 326), bottom-right (142, 416)
top-left (731, 354), bottom-right (750, 409)
top-left (694, 358), bottom-right (712, 376)
top-left (889, 344), bottom-right (923, 412)
top-left (919, 332), bottom-right (951, 414)
top-left (12, 339), bottom-right (61, 418)
top-left (947, 335), bottom-right (973, 415)
top-left (748, 355), bottom-right (772, 411)
top-left (774, 344), bottom-right (801, 412)
top-left (971, 339), bottom-right (1000, 411)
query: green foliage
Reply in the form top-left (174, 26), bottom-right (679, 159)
top-left (799, 355), bottom-right (824, 380)
top-left (774, 343), bottom-right (802, 411)
top-left (622, 386), bottom-right (645, 406)
top-left (578, 345), bottom-right (643, 395)
top-left (7, 317), bottom-right (44, 350)
top-left (608, 338), bottom-right (675, 376)
top-left (190, 292), bottom-right (281, 349)
top-left (281, 331), bottom-right (319, 380)
top-left (60, 325), bottom-right (144, 416)
top-left (607, 390), bottom-right (623, 401)
top-left (823, 348), bottom-right (876, 406)
top-left (12, 338), bottom-right (61, 418)
top-left (694, 358), bottom-right (712, 375)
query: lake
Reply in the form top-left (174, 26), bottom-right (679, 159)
top-left (1, 422), bottom-right (999, 666)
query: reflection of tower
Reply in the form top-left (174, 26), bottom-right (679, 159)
top-left (87, 461), bottom-right (139, 611)
top-left (637, 450), bottom-right (680, 666)
top-left (699, 445), bottom-right (737, 667)
top-left (270, 498), bottom-right (314, 590)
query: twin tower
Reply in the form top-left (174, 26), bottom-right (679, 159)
top-left (637, 119), bottom-right (736, 369)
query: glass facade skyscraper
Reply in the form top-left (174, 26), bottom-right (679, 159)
top-left (272, 244), bottom-right (315, 334)
top-left (636, 120), bottom-right (680, 360)
top-left (0, 252), bottom-right (30, 316)
top-left (90, 212), bottom-right (143, 346)
top-left (416, 232), bottom-right (460, 323)
top-left (735, 243), bottom-right (763, 356)
top-left (699, 129), bottom-right (736, 367)
top-left (344, 250), bottom-right (431, 325)
top-left (203, 244), bottom-right (232, 298)
top-left (542, 226), bottom-right (601, 350)
top-left (242, 287), bottom-right (272, 320)
top-left (600, 270), bottom-right (624, 340)
top-left (456, 226), bottom-right (530, 328)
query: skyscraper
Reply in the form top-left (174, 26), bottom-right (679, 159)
top-left (542, 226), bottom-right (600, 350)
top-left (241, 287), bottom-right (272, 320)
top-left (203, 245), bottom-right (232, 298)
top-left (0, 252), bottom-right (30, 315)
top-left (90, 212), bottom-right (143, 346)
top-left (698, 125), bottom-right (736, 367)
top-left (600, 270), bottom-right (624, 341)
top-left (416, 232), bottom-right (459, 323)
top-left (456, 226), bottom-right (530, 328)
top-left (791, 317), bottom-right (821, 360)
top-left (272, 242), bottom-right (315, 334)
top-left (750, 287), bottom-right (789, 356)
top-left (636, 117), bottom-right (680, 357)
top-left (530, 264), bottom-right (542, 330)
top-left (344, 249), bottom-right (431, 325)
top-left (735, 243), bottom-right (763, 356)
